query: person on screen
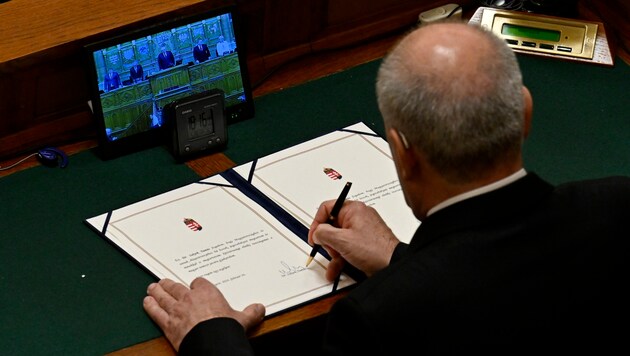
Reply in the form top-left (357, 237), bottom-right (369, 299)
top-left (129, 60), bottom-right (144, 83)
top-left (216, 35), bottom-right (231, 57)
top-left (142, 21), bottom-right (630, 354)
top-left (157, 44), bottom-right (175, 70)
top-left (193, 39), bottom-right (211, 63)
top-left (103, 68), bottom-right (121, 92)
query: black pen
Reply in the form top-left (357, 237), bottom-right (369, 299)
top-left (306, 181), bottom-right (352, 267)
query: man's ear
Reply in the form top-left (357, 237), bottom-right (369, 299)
top-left (387, 128), bottom-right (417, 180)
top-left (522, 86), bottom-right (533, 139)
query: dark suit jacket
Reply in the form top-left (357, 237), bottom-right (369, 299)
top-left (193, 44), bottom-right (211, 63)
top-left (179, 173), bottom-right (630, 355)
top-left (157, 50), bottom-right (175, 70)
top-left (104, 71), bottom-right (121, 91)
top-left (129, 65), bottom-right (144, 82)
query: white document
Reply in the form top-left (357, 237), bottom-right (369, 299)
top-left (85, 121), bottom-right (419, 316)
top-left (233, 122), bottom-right (419, 243)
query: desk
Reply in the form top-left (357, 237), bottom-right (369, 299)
top-left (0, 32), bottom-right (398, 356)
top-left (1, 32), bottom-right (629, 355)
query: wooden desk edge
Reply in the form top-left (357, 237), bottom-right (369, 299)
top-left (107, 292), bottom-right (347, 355)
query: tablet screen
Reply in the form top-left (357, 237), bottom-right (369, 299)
top-left (85, 5), bottom-right (254, 159)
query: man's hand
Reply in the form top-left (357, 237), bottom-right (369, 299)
top-left (308, 200), bottom-right (400, 281)
top-left (143, 277), bottom-right (265, 351)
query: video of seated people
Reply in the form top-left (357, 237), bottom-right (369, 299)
top-left (91, 13), bottom-right (244, 141)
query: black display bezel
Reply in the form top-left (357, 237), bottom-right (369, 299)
top-left (84, 5), bottom-right (254, 160)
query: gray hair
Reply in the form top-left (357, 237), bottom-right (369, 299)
top-left (376, 22), bottom-right (524, 183)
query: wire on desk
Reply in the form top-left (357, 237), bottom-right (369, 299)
top-left (0, 153), bottom-right (38, 171)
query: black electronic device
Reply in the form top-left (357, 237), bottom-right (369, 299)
top-left (164, 89), bottom-right (227, 160)
top-left (37, 147), bottom-right (69, 168)
top-left (0, 147), bottom-right (69, 172)
top-left (84, 4), bottom-right (254, 160)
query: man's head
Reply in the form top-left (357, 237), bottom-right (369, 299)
top-left (377, 21), bottom-right (532, 217)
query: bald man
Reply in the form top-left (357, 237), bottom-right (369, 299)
top-left (143, 21), bottom-right (630, 354)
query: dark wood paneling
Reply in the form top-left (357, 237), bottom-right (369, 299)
top-left (0, 0), bottom-right (231, 159)
top-left (0, 0), bottom-right (473, 159)
top-left (327, 0), bottom-right (423, 25)
top-left (262, 0), bottom-right (322, 51)
top-left (242, 0), bottom-right (473, 86)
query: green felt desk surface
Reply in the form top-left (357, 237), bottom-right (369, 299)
top-left (1, 54), bottom-right (629, 355)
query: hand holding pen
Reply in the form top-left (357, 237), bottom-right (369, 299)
top-left (307, 184), bottom-right (400, 281)
top-left (306, 181), bottom-right (352, 267)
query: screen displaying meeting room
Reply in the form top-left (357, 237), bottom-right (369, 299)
top-left (84, 4), bottom-right (254, 162)
top-left (0, 0), bottom-right (475, 161)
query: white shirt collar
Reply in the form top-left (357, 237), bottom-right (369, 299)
top-left (426, 168), bottom-right (527, 217)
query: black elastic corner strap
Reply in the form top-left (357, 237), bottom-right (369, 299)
top-left (101, 211), bottom-right (113, 235)
top-left (220, 166), bottom-right (331, 261)
top-left (247, 159), bottom-right (257, 183)
top-left (338, 128), bottom-right (380, 137)
top-left (195, 181), bottom-right (234, 188)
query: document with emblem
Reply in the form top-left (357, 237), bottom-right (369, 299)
top-left (84, 122), bottom-right (419, 316)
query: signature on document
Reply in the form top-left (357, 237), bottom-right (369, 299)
top-left (278, 261), bottom-right (306, 277)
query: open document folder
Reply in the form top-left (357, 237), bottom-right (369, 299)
top-left (85, 121), bottom-right (420, 316)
